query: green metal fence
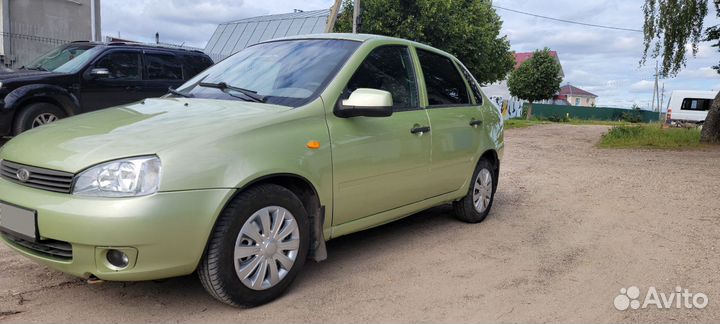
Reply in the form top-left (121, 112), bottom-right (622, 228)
top-left (528, 104), bottom-right (661, 122)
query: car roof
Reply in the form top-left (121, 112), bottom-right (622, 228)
top-left (261, 33), bottom-right (458, 61)
top-left (69, 40), bottom-right (208, 55)
top-left (668, 90), bottom-right (718, 101)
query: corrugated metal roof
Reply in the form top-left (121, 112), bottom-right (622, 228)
top-left (204, 9), bottom-right (330, 61)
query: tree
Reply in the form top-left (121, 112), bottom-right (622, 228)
top-left (642, 0), bottom-right (720, 143)
top-left (334, 0), bottom-right (515, 85)
top-left (506, 48), bottom-right (563, 119)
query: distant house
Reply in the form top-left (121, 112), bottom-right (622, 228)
top-left (482, 51), bottom-right (564, 101)
top-left (204, 9), bottom-right (330, 62)
top-left (557, 84), bottom-right (598, 107)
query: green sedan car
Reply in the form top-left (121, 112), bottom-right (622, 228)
top-left (0, 34), bottom-right (503, 306)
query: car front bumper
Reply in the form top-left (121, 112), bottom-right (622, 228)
top-left (0, 178), bottom-right (233, 281)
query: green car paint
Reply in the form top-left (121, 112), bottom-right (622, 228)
top-left (0, 34), bottom-right (503, 282)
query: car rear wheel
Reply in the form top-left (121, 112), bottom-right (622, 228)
top-left (13, 102), bottom-right (66, 135)
top-left (453, 159), bottom-right (496, 223)
top-left (198, 184), bottom-right (310, 307)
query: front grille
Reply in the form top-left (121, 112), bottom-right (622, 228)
top-left (0, 160), bottom-right (74, 193)
top-left (1, 232), bottom-right (72, 260)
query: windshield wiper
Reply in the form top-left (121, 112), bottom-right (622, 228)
top-left (198, 82), bottom-right (266, 103)
top-left (24, 66), bottom-right (48, 71)
top-left (167, 87), bottom-right (192, 98)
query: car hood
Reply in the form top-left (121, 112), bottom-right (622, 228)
top-left (0, 70), bottom-right (64, 82)
top-left (0, 98), bottom-right (292, 173)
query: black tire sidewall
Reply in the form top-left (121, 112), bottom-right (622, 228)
top-left (213, 185), bottom-right (310, 306)
top-left (13, 102), bottom-right (66, 135)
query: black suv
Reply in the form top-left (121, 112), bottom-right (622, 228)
top-left (0, 41), bottom-right (214, 136)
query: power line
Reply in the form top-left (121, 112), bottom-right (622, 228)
top-left (492, 5), bottom-right (643, 33)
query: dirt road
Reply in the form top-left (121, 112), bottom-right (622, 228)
top-left (2, 124), bottom-right (720, 323)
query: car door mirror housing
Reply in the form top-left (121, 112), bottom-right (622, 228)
top-left (335, 88), bottom-right (393, 118)
top-left (89, 68), bottom-right (110, 79)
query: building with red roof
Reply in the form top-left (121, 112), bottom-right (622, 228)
top-left (557, 84), bottom-right (598, 107)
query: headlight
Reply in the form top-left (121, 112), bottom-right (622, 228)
top-left (73, 156), bottom-right (161, 197)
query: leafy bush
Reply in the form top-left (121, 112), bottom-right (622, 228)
top-left (619, 111), bottom-right (643, 123)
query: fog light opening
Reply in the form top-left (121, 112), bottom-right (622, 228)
top-left (106, 249), bottom-right (129, 269)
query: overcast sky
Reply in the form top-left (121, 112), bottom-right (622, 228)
top-left (102, 0), bottom-right (720, 108)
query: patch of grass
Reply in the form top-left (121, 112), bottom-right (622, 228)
top-left (506, 118), bottom-right (637, 129)
top-left (505, 119), bottom-right (550, 129)
top-left (599, 124), bottom-right (702, 149)
top-left (565, 119), bottom-right (633, 126)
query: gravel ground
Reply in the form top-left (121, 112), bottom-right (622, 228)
top-left (2, 124), bottom-right (720, 323)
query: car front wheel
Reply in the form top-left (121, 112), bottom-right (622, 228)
top-left (13, 102), bottom-right (67, 135)
top-left (198, 184), bottom-right (310, 307)
top-left (453, 158), bottom-right (496, 223)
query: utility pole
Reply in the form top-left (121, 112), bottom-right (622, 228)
top-left (650, 61), bottom-right (658, 112)
top-left (325, 0), bottom-right (342, 33)
top-left (353, 0), bottom-right (361, 33)
top-left (659, 82), bottom-right (665, 119)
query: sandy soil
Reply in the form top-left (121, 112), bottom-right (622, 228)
top-left (2, 124), bottom-right (720, 323)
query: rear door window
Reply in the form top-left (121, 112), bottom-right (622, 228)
top-left (181, 54), bottom-right (213, 79)
top-left (144, 53), bottom-right (183, 80)
top-left (457, 63), bottom-right (483, 105)
top-left (416, 49), bottom-right (470, 106)
top-left (681, 98), bottom-right (712, 111)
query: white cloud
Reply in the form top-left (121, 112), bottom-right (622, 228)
top-left (630, 80), bottom-right (655, 93)
top-left (496, 0), bottom-right (719, 108)
top-left (101, 0), bottom-right (333, 48)
top-left (678, 67), bottom-right (720, 78)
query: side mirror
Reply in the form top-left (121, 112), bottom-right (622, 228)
top-left (89, 68), bottom-right (110, 78)
top-left (335, 88), bottom-right (393, 118)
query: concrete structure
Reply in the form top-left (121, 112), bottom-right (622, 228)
top-left (482, 51), bottom-right (564, 101)
top-left (0, 0), bottom-right (101, 68)
top-left (205, 9), bottom-right (330, 62)
top-left (558, 84), bottom-right (598, 107)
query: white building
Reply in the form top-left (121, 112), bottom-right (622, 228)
top-left (0, 0), bottom-right (101, 68)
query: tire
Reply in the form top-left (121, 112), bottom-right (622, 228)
top-left (198, 184), bottom-right (310, 307)
top-left (453, 159), bottom-right (497, 223)
top-left (13, 102), bottom-right (66, 135)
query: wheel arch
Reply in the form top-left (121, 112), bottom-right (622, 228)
top-left (219, 173), bottom-right (328, 263)
top-left (6, 84), bottom-right (80, 133)
top-left (479, 149), bottom-right (500, 190)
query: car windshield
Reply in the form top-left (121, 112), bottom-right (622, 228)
top-left (177, 39), bottom-right (360, 107)
top-left (25, 43), bottom-right (98, 72)
top-left (53, 46), bottom-right (104, 73)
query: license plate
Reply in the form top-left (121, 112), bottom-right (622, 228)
top-left (0, 202), bottom-right (37, 241)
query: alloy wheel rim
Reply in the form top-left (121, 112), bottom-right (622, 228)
top-left (472, 169), bottom-right (493, 213)
top-left (234, 206), bottom-right (300, 290)
top-left (31, 113), bottom-right (58, 128)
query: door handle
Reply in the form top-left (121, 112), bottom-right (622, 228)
top-left (125, 86), bottom-right (141, 91)
top-left (469, 119), bottom-right (483, 127)
top-left (410, 125), bottom-right (431, 135)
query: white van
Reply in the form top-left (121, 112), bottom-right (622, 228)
top-left (666, 90), bottom-right (717, 123)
